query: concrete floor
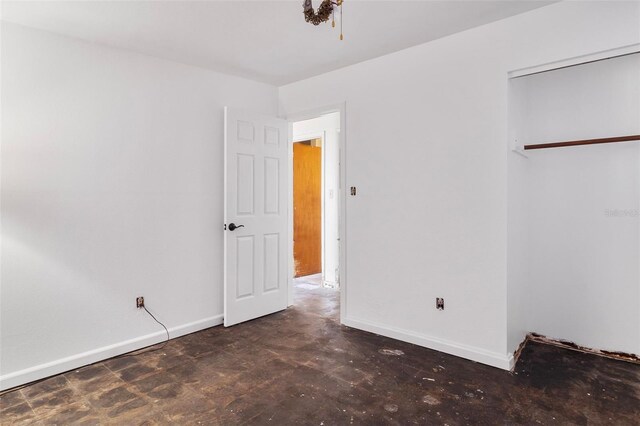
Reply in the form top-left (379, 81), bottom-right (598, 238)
top-left (1, 282), bottom-right (639, 425)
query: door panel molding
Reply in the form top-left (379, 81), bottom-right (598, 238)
top-left (224, 107), bottom-right (288, 326)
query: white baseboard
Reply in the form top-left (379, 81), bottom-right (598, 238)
top-left (0, 314), bottom-right (223, 391)
top-left (342, 316), bottom-right (513, 370)
top-left (508, 353), bottom-right (516, 369)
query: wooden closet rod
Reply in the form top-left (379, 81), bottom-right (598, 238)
top-left (524, 134), bottom-right (640, 150)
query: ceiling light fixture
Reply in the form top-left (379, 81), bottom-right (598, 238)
top-left (303, 0), bottom-right (344, 40)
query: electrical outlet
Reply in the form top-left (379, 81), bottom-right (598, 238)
top-left (436, 298), bottom-right (444, 310)
top-left (136, 296), bottom-right (145, 309)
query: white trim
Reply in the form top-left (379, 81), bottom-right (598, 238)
top-left (343, 316), bottom-right (513, 371)
top-left (223, 107), bottom-right (229, 325)
top-left (509, 43), bottom-right (640, 78)
top-left (287, 123), bottom-right (294, 306)
top-left (0, 314), bottom-right (223, 391)
top-left (508, 353), bottom-right (516, 370)
top-left (292, 131), bottom-right (325, 144)
top-left (284, 103), bottom-right (347, 323)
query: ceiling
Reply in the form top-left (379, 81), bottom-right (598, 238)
top-left (2, 1), bottom-right (555, 86)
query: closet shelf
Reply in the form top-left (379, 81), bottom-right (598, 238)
top-left (524, 134), bottom-right (640, 150)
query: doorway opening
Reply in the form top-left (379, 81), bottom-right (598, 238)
top-left (293, 138), bottom-right (323, 278)
top-left (291, 112), bottom-right (341, 304)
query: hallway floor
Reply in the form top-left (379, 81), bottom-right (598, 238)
top-left (1, 285), bottom-right (639, 425)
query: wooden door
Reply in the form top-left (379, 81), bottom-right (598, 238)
top-left (293, 141), bottom-right (322, 277)
top-left (224, 108), bottom-right (288, 327)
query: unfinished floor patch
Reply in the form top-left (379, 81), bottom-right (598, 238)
top-left (422, 394), bottom-right (441, 405)
top-left (383, 404), bottom-right (399, 413)
top-left (378, 348), bottom-right (405, 356)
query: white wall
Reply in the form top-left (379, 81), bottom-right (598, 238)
top-left (279, 1), bottom-right (640, 368)
top-left (0, 23), bottom-right (277, 390)
top-left (292, 113), bottom-right (340, 286)
top-left (508, 53), bottom-right (640, 355)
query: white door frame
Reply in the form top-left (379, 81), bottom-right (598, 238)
top-left (285, 102), bottom-right (347, 323)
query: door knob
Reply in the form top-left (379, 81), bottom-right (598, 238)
top-left (228, 223), bottom-right (244, 231)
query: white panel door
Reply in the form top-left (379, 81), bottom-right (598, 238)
top-left (224, 108), bottom-right (289, 326)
